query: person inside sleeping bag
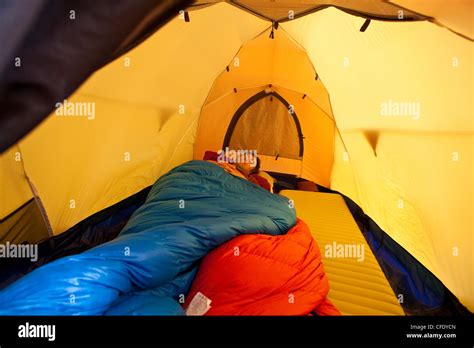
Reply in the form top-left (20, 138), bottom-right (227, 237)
top-left (184, 218), bottom-right (340, 316)
top-left (0, 157), bottom-right (334, 316)
top-left (203, 150), bottom-right (272, 191)
top-left (0, 159), bottom-right (296, 315)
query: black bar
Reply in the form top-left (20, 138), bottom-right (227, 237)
top-left (0, 316), bottom-right (472, 345)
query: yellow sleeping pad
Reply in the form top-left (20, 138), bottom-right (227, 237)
top-left (280, 190), bottom-right (405, 316)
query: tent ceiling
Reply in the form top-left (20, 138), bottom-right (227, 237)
top-left (191, 0), bottom-right (427, 22)
top-left (190, 0), bottom-right (474, 40)
top-left (389, 0), bottom-right (474, 40)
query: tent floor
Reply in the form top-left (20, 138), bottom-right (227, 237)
top-left (280, 190), bottom-right (405, 315)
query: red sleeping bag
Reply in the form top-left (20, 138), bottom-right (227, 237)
top-left (185, 219), bottom-right (340, 315)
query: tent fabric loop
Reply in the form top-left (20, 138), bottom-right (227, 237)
top-left (360, 19), bottom-right (371, 32)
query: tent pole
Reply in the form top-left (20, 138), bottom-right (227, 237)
top-left (17, 146), bottom-right (54, 239)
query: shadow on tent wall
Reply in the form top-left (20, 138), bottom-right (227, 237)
top-left (0, 177), bottom-right (469, 316)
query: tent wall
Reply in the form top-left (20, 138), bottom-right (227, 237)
top-left (0, 199), bottom-right (50, 245)
top-left (0, 146), bottom-right (50, 244)
top-left (0, 146), bottom-right (32, 219)
top-left (282, 7), bottom-right (473, 310)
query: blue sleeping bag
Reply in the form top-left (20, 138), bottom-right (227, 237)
top-left (0, 160), bottom-right (296, 315)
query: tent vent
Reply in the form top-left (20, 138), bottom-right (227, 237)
top-left (223, 91), bottom-right (304, 160)
top-left (360, 19), bottom-right (371, 32)
top-left (184, 11), bottom-right (190, 22)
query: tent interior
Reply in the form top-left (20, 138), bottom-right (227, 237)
top-left (0, 0), bottom-right (472, 315)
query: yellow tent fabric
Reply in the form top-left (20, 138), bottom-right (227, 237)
top-left (0, 1), bottom-right (472, 311)
top-left (0, 146), bottom-right (32, 219)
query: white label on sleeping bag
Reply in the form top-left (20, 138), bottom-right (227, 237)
top-left (186, 292), bottom-right (212, 316)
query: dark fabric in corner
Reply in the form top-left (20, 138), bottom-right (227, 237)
top-left (0, 0), bottom-right (192, 153)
